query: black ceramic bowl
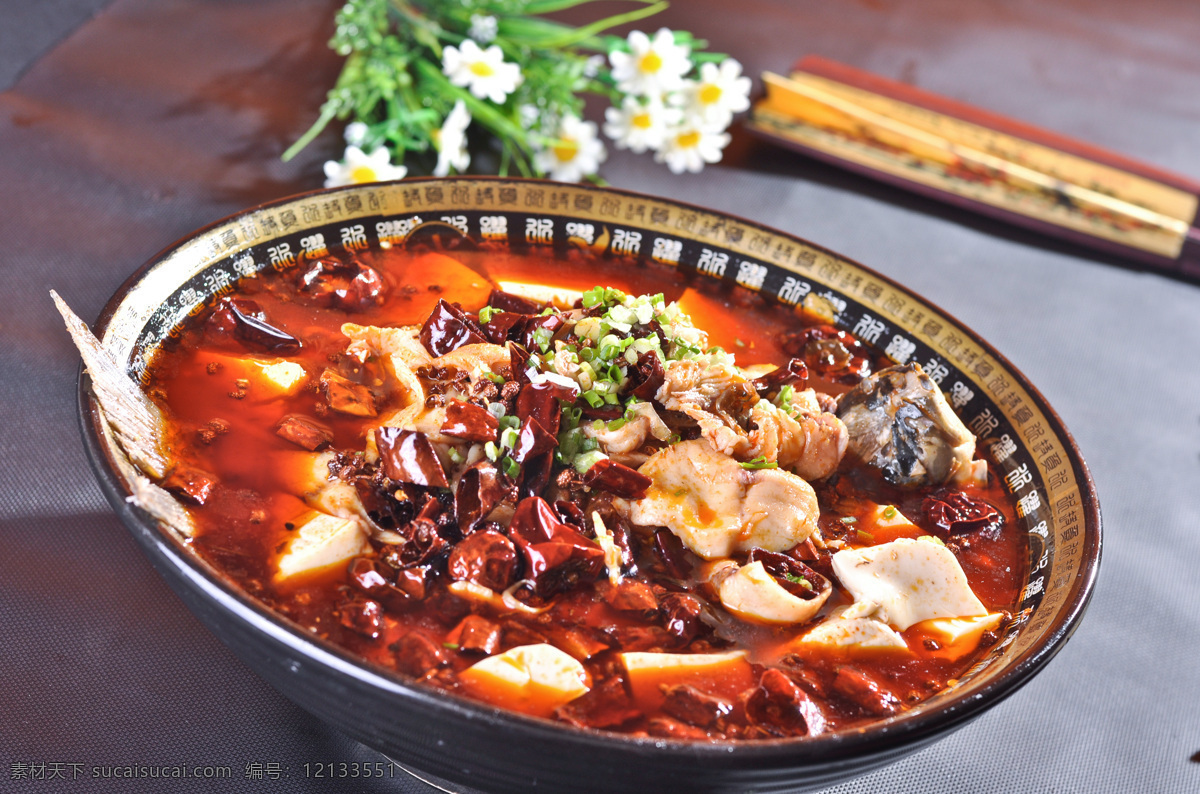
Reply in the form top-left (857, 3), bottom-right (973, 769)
top-left (78, 178), bottom-right (1100, 793)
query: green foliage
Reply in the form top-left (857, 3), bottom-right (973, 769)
top-left (285, 0), bottom-right (722, 179)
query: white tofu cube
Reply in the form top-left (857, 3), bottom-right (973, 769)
top-left (276, 512), bottom-right (368, 581)
top-left (921, 612), bottom-right (1005, 645)
top-left (867, 504), bottom-right (920, 531)
top-left (254, 360), bottom-right (307, 395)
top-left (285, 451), bottom-right (363, 518)
top-left (619, 650), bottom-right (748, 678)
top-left (200, 353), bottom-right (308, 400)
top-left (496, 281), bottom-right (584, 310)
top-left (461, 644), bottom-right (590, 714)
top-left (619, 650), bottom-right (754, 706)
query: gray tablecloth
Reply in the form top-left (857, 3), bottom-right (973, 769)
top-left (2, 1), bottom-right (1197, 792)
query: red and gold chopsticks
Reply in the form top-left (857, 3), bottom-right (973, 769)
top-left (748, 56), bottom-right (1200, 279)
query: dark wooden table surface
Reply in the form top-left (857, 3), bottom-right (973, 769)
top-left (3, 1), bottom-right (1198, 792)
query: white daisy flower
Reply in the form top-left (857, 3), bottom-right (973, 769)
top-left (323, 145), bottom-right (407, 188)
top-left (603, 95), bottom-right (681, 154)
top-left (442, 39), bottom-right (522, 104)
top-left (534, 114), bottom-right (607, 182)
top-left (518, 103), bottom-right (541, 130)
top-left (434, 100), bottom-right (472, 177)
top-left (582, 54), bottom-right (606, 80)
top-left (655, 122), bottom-right (730, 174)
top-left (608, 28), bottom-right (692, 96)
top-left (343, 121), bottom-right (369, 147)
top-left (682, 58), bottom-right (752, 128)
top-left (468, 14), bottom-right (498, 44)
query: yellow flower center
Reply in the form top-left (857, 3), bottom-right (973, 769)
top-left (676, 130), bottom-right (701, 149)
top-left (699, 84), bottom-right (723, 105)
top-left (554, 140), bottom-right (579, 163)
top-left (469, 61), bottom-right (495, 77)
top-left (350, 166), bottom-right (378, 183)
top-left (632, 112), bottom-right (653, 130)
top-left (639, 51), bottom-right (663, 74)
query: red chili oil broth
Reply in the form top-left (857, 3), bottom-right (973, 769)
top-left (143, 244), bottom-right (1026, 737)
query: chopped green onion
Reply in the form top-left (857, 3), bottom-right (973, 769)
top-left (606, 417), bottom-right (628, 431)
top-left (574, 317), bottom-right (602, 343)
top-left (883, 505), bottom-right (898, 519)
top-left (734, 338), bottom-right (746, 348)
top-left (580, 437), bottom-right (600, 452)
top-left (739, 456), bottom-right (779, 470)
top-left (485, 372), bottom-right (504, 384)
top-left (443, 642), bottom-right (460, 650)
top-left (580, 389), bottom-right (604, 408)
top-left (856, 529), bottom-right (875, 542)
top-left (596, 286), bottom-right (626, 307)
top-left (783, 573), bottom-right (813, 590)
top-left (502, 456), bottom-right (521, 478)
top-left (499, 414), bottom-right (520, 431)
top-left (447, 447), bottom-right (464, 464)
top-left (484, 441), bottom-right (499, 461)
top-left (557, 427), bottom-right (583, 458)
top-left (606, 305), bottom-right (635, 327)
top-left (478, 306), bottom-right (497, 323)
top-left (631, 337), bottom-right (656, 354)
top-left (500, 427), bottom-right (519, 451)
top-left (574, 449), bottom-right (608, 473)
top-left (840, 516), bottom-right (857, 524)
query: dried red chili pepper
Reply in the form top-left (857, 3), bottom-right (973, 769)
top-left (420, 298), bottom-right (486, 356)
top-left (440, 400), bottom-right (499, 443)
top-left (375, 428), bottom-right (449, 488)
top-left (924, 491), bottom-right (1005, 540)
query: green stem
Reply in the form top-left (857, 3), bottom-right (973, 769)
top-left (523, 0), bottom-right (658, 14)
top-left (499, 1), bottom-right (667, 49)
top-left (499, 143), bottom-right (511, 178)
top-left (282, 102), bottom-right (339, 162)
top-left (388, 0), bottom-right (446, 57)
top-left (399, 82), bottom-right (436, 142)
top-left (557, 0), bottom-right (669, 46)
top-left (413, 59), bottom-right (526, 142)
